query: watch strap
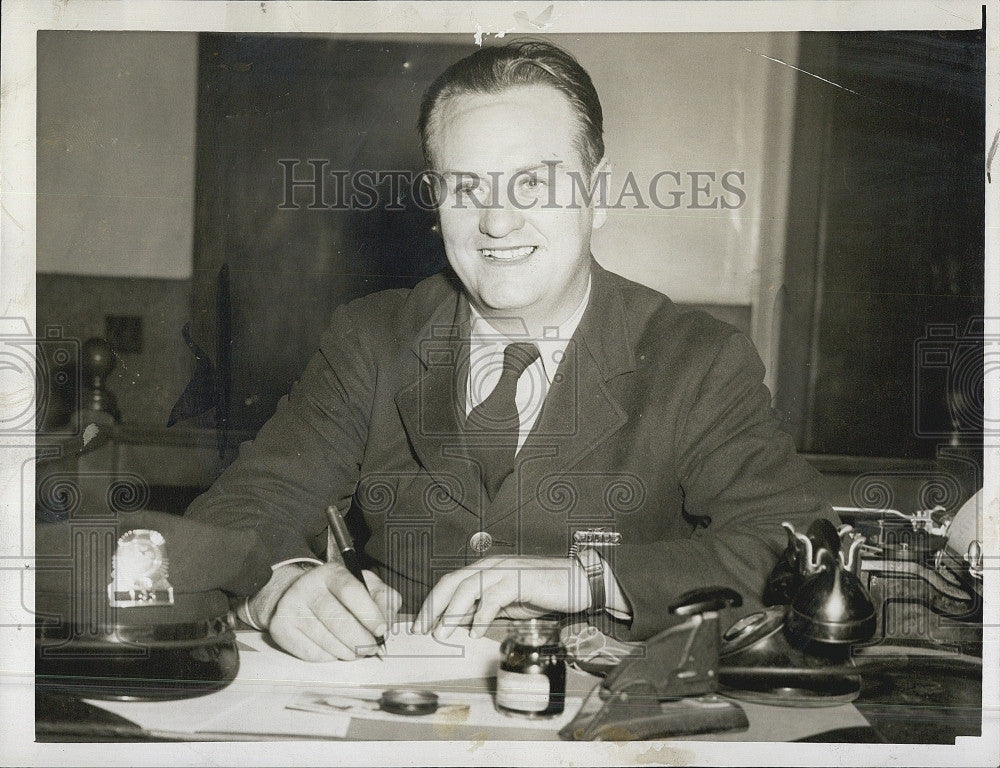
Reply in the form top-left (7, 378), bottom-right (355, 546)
top-left (573, 547), bottom-right (606, 615)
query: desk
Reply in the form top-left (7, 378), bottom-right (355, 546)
top-left (35, 624), bottom-right (982, 744)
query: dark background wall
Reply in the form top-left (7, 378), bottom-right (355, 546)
top-left (190, 35), bottom-right (460, 434)
top-left (777, 29), bottom-right (985, 461)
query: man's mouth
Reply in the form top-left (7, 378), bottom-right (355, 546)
top-left (479, 246), bottom-right (537, 261)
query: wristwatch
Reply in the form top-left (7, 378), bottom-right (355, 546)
top-left (573, 547), bottom-right (606, 615)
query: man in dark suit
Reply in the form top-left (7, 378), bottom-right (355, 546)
top-left (186, 41), bottom-right (832, 661)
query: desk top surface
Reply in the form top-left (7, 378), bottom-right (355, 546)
top-left (35, 622), bottom-right (983, 745)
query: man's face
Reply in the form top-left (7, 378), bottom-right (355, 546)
top-left (427, 84), bottom-right (606, 330)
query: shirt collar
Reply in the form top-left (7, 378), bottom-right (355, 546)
top-left (467, 275), bottom-right (592, 384)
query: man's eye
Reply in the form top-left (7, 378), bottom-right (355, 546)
top-left (520, 174), bottom-right (543, 189)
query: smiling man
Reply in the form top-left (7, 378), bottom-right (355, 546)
top-left (428, 83), bottom-right (601, 340)
top-left (186, 40), bottom-right (832, 661)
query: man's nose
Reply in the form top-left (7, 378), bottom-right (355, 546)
top-left (478, 199), bottom-right (525, 238)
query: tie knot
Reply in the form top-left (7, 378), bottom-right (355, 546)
top-left (501, 342), bottom-right (540, 379)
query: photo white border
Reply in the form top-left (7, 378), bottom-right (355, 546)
top-left (2, 2), bottom-right (996, 766)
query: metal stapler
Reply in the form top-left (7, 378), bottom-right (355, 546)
top-left (560, 587), bottom-right (748, 741)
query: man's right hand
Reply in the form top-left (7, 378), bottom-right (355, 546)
top-left (267, 563), bottom-right (400, 661)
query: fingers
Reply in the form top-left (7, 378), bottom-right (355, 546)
top-left (471, 596), bottom-right (505, 638)
top-left (414, 557), bottom-right (579, 638)
top-left (269, 607), bottom-right (351, 662)
top-left (415, 567), bottom-right (508, 639)
top-left (321, 563), bottom-right (388, 639)
top-left (296, 617), bottom-right (358, 661)
top-left (268, 563), bottom-right (385, 661)
top-left (363, 570), bottom-right (402, 628)
top-left (306, 592), bottom-right (382, 657)
top-left (271, 625), bottom-right (335, 663)
top-left (413, 569), bottom-right (464, 635)
top-left (437, 574), bottom-right (492, 639)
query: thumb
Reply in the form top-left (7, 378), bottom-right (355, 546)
top-left (362, 570), bottom-right (402, 627)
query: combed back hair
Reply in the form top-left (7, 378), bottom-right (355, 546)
top-left (418, 40), bottom-right (605, 176)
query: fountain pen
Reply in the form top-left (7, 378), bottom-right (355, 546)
top-left (325, 504), bottom-right (387, 659)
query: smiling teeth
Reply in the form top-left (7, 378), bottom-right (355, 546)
top-left (481, 246), bottom-right (535, 259)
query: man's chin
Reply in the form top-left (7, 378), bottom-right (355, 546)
top-left (471, 294), bottom-right (538, 325)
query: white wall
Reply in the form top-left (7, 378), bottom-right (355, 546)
top-left (563, 33), bottom-right (799, 381)
top-left (36, 31), bottom-right (198, 279)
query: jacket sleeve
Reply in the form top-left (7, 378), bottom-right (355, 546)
top-left (611, 331), bottom-right (837, 640)
top-left (184, 301), bottom-right (378, 597)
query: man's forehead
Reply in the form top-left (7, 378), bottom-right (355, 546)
top-left (428, 84), bottom-right (583, 169)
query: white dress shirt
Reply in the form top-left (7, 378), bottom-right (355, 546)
top-left (466, 277), bottom-right (592, 451)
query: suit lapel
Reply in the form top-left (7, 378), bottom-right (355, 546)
top-left (394, 261), bottom-right (637, 526)
top-left (489, 261), bottom-right (636, 516)
top-left (394, 292), bottom-right (483, 516)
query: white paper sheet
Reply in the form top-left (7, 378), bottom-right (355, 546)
top-left (84, 622), bottom-right (578, 737)
top-left (83, 683), bottom-right (352, 739)
top-left (235, 620), bottom-right (500, 688)
top-left (83, 623), bottom-right (867, 741)
top-left (284, 685), bottom-right (582, 732)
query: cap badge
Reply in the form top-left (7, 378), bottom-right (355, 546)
top-left (107, 529), bottom-right (175, 607)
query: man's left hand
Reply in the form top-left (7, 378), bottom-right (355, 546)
top-left (414, 556), bottom-right (590, 638)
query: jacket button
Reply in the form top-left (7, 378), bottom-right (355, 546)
top-left (469, 531), bottom-right (493, 553)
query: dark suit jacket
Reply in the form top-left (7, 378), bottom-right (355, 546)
top-left (186, 260), bottom-right (833, 639)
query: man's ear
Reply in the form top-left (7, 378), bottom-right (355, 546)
top-left (419, 172), bottom-right (443, 235)
top-left (590, 157), bottom-right (611, 230)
